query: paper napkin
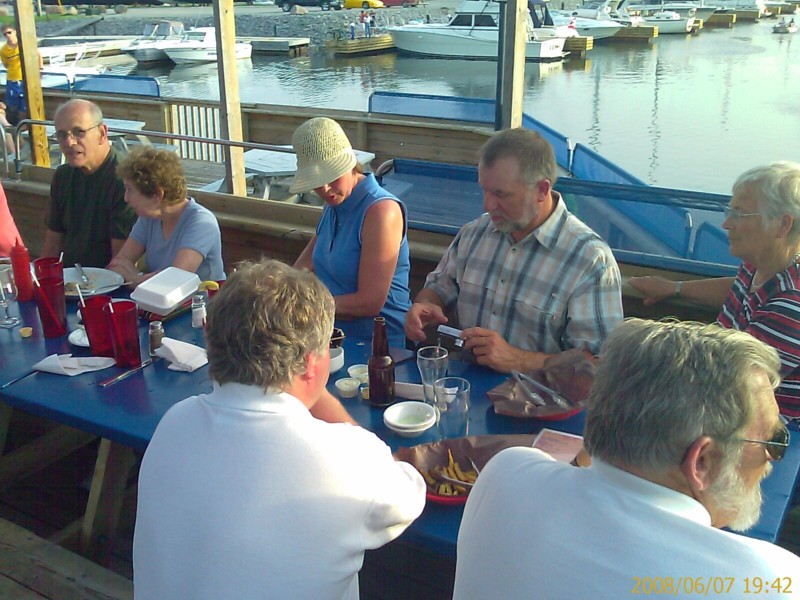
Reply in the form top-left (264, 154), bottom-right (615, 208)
top-left (154, 337), bottom-right (208, 372)
top-left (33, 354), bottom-right (116, 377)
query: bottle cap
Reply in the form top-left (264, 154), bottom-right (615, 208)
top-left (19, 327), bottom-right (32, 338)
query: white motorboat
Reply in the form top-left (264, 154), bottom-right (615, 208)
top-left (388, 0), bottom-right (567, 61)
top-left (641, 9), bottom-right (697, 31)
top-left (574, 0), bottom-right (647, 26)
top-left (121, 20), bottom-right (187, 64)
top-left (550, 10), bottom-right (625, 38)
top-left (626, 0), bottom-right (716, 20)
top-left (162, 28), bottom-right (253, 65)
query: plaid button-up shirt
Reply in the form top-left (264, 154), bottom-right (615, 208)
top-left (424, 194), bottom-right (623, 355)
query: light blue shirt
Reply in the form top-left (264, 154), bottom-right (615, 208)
top-left (130, 198), bottom-right (225, 282)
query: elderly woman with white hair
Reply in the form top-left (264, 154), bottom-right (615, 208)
top-left (630, 161), bottom-right (800, 421)
top-left (291, 117), bottom-right (411, 347)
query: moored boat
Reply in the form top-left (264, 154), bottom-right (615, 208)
top-left (121, 20), bottom-right (187, 64)
top-left (388, 0), bottom-right (567, 61)
top-left (163, 28), bottom-right (253, 64)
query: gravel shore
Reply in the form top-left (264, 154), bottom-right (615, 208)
top-left (32, 0), bottom-right (584, 50)
top-left (33, 2), bottom-right (459, 49)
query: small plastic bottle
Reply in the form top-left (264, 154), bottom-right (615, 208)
top-left (10, 238), bottom-right (34, 302)
top-left (191, 294), bottom-right (206, 329)
top-left (149, 321), bottom-right (164, 357)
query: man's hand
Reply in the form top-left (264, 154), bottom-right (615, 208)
top-left (405, 302), bottom-right (448, 342)
top-left (462, 327), bottom-right (548, 373)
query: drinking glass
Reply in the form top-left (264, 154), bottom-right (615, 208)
top-left (417, 345), bottom-right (448, 405)
top-left (434, 376), bottom-right (470, 439)
top-left (0, 266), bottom-right (21, 328)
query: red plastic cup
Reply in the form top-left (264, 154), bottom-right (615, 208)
top-left (81, 295), bottom-right (114, 358)
top-left (103, 300), bottom-right (142, 368)
top-left (35, 276), bottom-right (67, 338)
top-left (33, 257), bottom-right (64, 280)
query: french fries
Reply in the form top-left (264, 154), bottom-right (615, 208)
top-left (424, 449), bottom-right (479, 496)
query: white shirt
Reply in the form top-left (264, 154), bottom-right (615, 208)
top-left (134, 383), bottom-right (426, 600)
top-left (454, 447), bottom-right (800, 600)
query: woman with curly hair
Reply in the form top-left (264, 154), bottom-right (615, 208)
top-left (108, 146), bottom-right (224, 287)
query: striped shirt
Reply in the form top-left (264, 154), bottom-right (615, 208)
top-left (424, 193), bottom-right (623, 356)
top-left (717, 262), bottom-right (800, 418)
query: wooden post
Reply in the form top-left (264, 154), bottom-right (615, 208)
top-left (213, 0), bottom-right (246, 197)
top-left (12, 0), bottom-right (49, 167)
top-left (497, 0), bottom-right (526, 130)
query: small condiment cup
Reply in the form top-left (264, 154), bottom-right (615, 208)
top-left (335, 377), bottom-right (360, 398)
top-left (348, 364), bottom-right (369, 384)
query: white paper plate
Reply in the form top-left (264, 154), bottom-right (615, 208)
top-left (63, 267), bottom-right (125, 297)
top-left (68, 327), bottom-right (90, 347)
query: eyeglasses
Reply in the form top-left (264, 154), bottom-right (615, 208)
top-left (736, 417), bottom-right (791, 461)
top-left (723, 206), bottom-right (762, 220)
top-left (54, 123), bottom-right (101, 143)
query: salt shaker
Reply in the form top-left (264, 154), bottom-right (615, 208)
top-left (149, 321), bottom-right (164, 356)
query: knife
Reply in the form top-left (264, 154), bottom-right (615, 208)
top-left (99, 357), bottom-right (160, 388)
top-left (74, 263), bottom-right (93, 291)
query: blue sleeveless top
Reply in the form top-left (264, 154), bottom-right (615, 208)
top-left (313, 174), bottom-right (411, 347)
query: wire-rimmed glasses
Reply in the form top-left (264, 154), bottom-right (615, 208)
top-left (0, 266), bottom-right (21, 328)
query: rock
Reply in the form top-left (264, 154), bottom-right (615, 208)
top-left (115, 5), bottom-right (129, 13)
top-left (291, 5), bottom-right (309, 14)
top-left (44, 5), bottom-right (66, 14)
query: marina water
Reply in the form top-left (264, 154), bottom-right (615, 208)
top-left (114, 19), bottom-right (799, 194)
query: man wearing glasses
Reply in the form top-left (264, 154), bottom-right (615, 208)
top-left (454, 319), bottom-right (798, 599)
top-left (0, 25), bottom-right (42, 125)
top-left (41, 99), bottom-right (135, 267)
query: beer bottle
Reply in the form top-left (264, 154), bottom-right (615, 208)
top-left (368, 317), bottom-right (395, 407)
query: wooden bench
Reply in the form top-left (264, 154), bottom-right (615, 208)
top-left (0, 518), bottom-right (132, 599)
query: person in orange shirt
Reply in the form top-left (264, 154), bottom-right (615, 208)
top-left (0, 25), bottom-right (42, 125)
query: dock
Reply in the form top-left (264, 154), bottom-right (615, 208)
top-left (706, 12), bottom-right (737, 27)
top-left (610, 25), bottom-right (658, 41)
top-left (238, 37), bottom-right (310, 57)
top-left (324, 34), bottom-right (396, 57)
top-left (564, 36), bottom-right (593, 55)
top-left (732, 9), bottom-right (762, 20)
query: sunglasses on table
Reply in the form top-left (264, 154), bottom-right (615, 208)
top-left (736, 416), bottom-right (791, 461)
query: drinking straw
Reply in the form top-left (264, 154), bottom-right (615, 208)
top-left (58, 251), bottom-right (64, 263)
top-left (30, 272), bottom-right (63, 331)
top-left (75, 282), bottom-right (86, 307)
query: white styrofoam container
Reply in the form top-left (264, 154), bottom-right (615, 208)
top-left (130, 267), bottom-right (201, 316)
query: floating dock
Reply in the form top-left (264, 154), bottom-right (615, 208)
top-left (239, 37), bottom-right (310, 57)
top-left (706, 12), bottom-right (737, 27)
top-left (324, 34), bottom-right (395, 57)
top-left (610, 26), bottom-right (658, 41)
top-left (564, 36), bottom-right (593, 55)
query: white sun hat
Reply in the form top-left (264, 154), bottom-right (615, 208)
top-left (290, 117), bottom-right (358, 193)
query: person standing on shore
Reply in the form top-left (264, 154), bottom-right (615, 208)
top-left (0, 25), bottom-right (43, 126)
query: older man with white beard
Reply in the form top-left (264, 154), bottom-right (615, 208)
top-left (454, 319), bottom-right (800, 600)
top-left (404, 127), bottom-right (622, 373)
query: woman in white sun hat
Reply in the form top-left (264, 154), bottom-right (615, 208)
top-left (291, 117), bottom-right (411, 347)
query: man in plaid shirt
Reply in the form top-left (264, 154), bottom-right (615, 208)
top-left (405, 128), bottom-right (623, 372)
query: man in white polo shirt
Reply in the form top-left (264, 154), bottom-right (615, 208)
top-left (134, 259), bottom-right (426, 600)
top-left (454, 319), bottom-right (799, 599)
